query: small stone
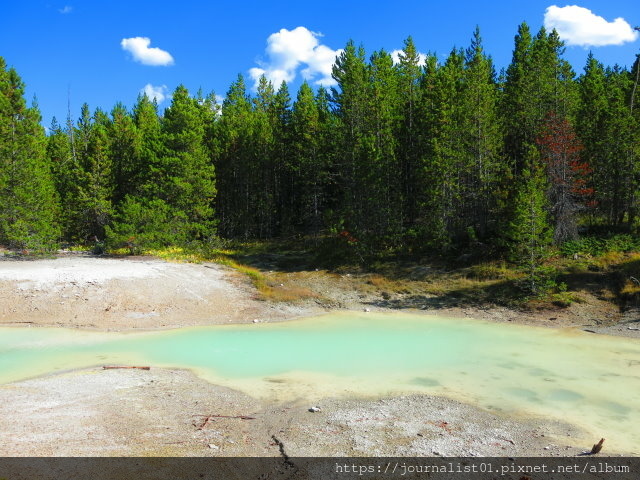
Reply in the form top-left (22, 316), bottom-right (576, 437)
top-left (309, 406), bottom-right (321, 413)
top-left (363, 308), bottom-right (370, 312)
top-left (208, 444), bottom-right (219, 450)
top-left (253, 319), bottom-right (259, 323)
top-left (544, 446), bottom-right (550, 450)
top-left (432, 450), bottom-right (440, 455)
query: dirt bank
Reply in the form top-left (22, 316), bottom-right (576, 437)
top-left (0, 254), bottom-right (635, 457)
top-left (0, 254), bottom-right (310, 330)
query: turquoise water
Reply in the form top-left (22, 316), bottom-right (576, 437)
top-left (1, 312), bottom-right (639, 452)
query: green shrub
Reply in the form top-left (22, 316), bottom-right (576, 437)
top-left (105, 197), bottom-right (187, 254)
top-left (515, 264), bottom-right (558, 297)
top-left (561, 234), bottom-right (640, 258)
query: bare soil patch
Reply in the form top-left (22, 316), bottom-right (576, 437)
top-left (0, 254), bottom-right (309, 330)
top-left (0, 367), bottom-right (596, 457)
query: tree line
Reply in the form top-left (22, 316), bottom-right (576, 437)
top-left (1, 23), bottom-right (639, 291)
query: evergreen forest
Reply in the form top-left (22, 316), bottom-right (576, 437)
top-left (2, 24), bottom-right (640, 296)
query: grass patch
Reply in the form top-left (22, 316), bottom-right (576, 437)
top-left (467, 261), bottom-right (520, 281)
top-left (260, 284), bottom-right (319, 302)
top-left (594, 251), bottom-right (627, 268)
top-left (549, 291), bottom-right (582, 308)
top-left (148, 246), bottom-right (234, 263)
top-left (619, 279), bottom-right (640, 297)
top-left (366, 274), bottom-right (399, 291)
top-left (63, 244), bottom-right (92, 252)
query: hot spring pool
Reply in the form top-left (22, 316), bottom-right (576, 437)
top-left (1, 312), bottom-right (638, 452)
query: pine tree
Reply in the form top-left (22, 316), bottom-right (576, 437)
top-left (366, 48), bottom-right (402, 246)
top-left (272, 81), bottom-right (292, 234)
top-left (501, 24), bottom-right (579, 252)
top-left (420, 48), bottom-right (465, 248)
top-left (503, 24), bottom-right (577, 177)
top-left (110, 85), bottom-right (217, 252)
top-left (72, 106), bottom-right (114, 241)
top-left (109, 102), bottom-right (140, 206)
top-left (507, 159), bottom-right (553, 295)
top-left (396, 36), bottom-right (423, 229)
top-left (47, 116), bottom-right (76, 239)
top-left (216, 74), bottom-right (254, 238)
top-left (249, 75), bottom-right (277, 238)
top-left (313, 87), bottom-right (338, 234)
top-left (0, 58), bottom-right (60, 250)
top-left (502, 22), bottom-right (535, 176)
top-left (106, 196), bottom-right (177, 253)
top-left (576, 53), bottom-right (607, 223)
top-left (459, 27), bottom-right (504, 240)
top-left (160, 85), bottom-right (217, 239)
top-left (330, 41), bottom-right (369, 243)
top-left (289, 81), bottom-right (322, 233)
top-left (413, 53), bottom-right (440, 247)
top-left (600, 66), bottom-right (639, 227)
top-left (132, 93), bottom-right (164, 199)
top-left (105, 94), bottom-right (172, 251)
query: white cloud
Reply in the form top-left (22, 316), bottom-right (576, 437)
top-left (58, 5), bottom-right (73, 14)
top-left (141, 84), bottom-right (170, 103)
top-left (544, 5), bottom-right (639, 47)
top-left (121, 37), bottom-right (174, 66)
top-left (249, 27), bottom-right (342, 90)
top-left (390, 49), bottom-right (428, 66)
top-left (249, 67), bottom-right (293, 88)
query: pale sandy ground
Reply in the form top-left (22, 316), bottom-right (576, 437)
top-left (0, 255), bottom-right (305, 330)
top-left (0, 254), bottom-right (635, 458)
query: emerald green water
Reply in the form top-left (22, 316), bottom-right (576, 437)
top-left (1, 312), bottom-right (639, 452)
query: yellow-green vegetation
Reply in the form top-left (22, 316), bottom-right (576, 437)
top-left (366, 274), bottom-right (399, 291)
top-left (147, 246), bottom-right (223, 263)
top-left (148, 246), bottom-right (269, 293)
top-left (467, 261), bottom-right (520, 281)
top-left (64, 245), bottom-right (92, 252)
top-left (97, 233), bottom-right (640, 312)
top-left (549, 290), bottom-right (585, 308)
top-left (341, 246), bottom-right (640, 310)
top-left (620, 279), bottom-right (640, 297)
top-left (141, 245), bottom-right (319, 303)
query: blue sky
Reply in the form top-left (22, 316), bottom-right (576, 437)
top-left (1, 1), bottom-right (639, 127)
